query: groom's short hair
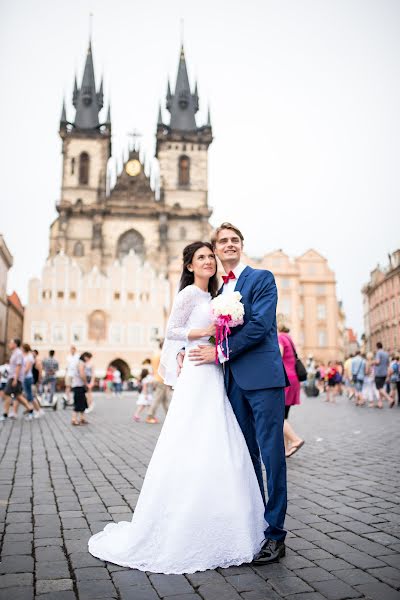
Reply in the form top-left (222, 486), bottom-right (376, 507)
top-left (211, 222), bottom-right (244, 246)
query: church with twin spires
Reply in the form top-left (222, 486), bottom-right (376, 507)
top-left (24, 41), bottom-right (214, 377)
top-left (24, 39), bottom-right (346, 376)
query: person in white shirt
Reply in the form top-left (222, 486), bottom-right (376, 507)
top-left (113, 368), bottom-right (122, 396)
top-left (65, 346), bottom-right (79, 404)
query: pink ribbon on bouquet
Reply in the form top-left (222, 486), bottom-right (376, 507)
top-left (215, 314), bottom-right (232, 364)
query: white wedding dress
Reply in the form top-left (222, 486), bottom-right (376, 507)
top-left (88, 284), bottom-right (265, 574)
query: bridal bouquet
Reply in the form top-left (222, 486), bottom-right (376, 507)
top-left (210, 292), bottom-right (245, 363)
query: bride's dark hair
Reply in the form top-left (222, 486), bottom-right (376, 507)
top-left (179, 241), bottom-right (219, 297)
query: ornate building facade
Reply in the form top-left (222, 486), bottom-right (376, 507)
top-left (24, 41), bottom-right (212, 375)
top-left (362, 249), bottom-right (400, 353)
top-left (247, 249), bottom-right (345, 363)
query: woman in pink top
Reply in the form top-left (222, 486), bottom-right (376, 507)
top-left (278, 325), bottom-right (305, 458)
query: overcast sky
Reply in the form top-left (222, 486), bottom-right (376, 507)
top-left (1, 0), bottom-right (399, 336)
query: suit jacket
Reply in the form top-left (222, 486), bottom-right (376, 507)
top-left (221, 266), bottom-right (289, 391)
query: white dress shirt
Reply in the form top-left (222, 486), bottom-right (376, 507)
top-left (218, 262), bottom-right (247, 363)
top-left (221, 262), bottom-right (247, 295)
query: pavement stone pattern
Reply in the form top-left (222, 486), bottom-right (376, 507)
top-left (0, 391), bottom-right (400, 600)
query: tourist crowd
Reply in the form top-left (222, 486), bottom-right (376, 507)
top-left (305, 342), bottom-right (399, 408)
top-left (0, 338), bottom-right (172, 428)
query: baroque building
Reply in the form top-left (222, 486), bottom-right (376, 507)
top-left (247, 249), bottom-right (345, 363)
top-left (362, 249), bottom-right (400, 353)
top-left (24, 41), bottom-right (212, 375)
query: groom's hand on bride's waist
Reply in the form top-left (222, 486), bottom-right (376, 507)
top-left (176, 350), bottom-right (185, 376)
top-left (188, 345), bottom-right (215, 365)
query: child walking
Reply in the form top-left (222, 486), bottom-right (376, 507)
top-left (133, 369), bottom-right (153, 422)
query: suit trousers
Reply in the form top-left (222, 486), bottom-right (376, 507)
top-left (225, 367), bottom-right (287, 541)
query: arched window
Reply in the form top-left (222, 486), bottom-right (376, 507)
top-left (71, 158), bottom-right (75, 175)
top-left (117, 229), bottom-right (145, 261)
top-left (178, 155), bottom-right (190, 187)
top-left (79, 152), bottom-right (90, 185)
top-left (73, 241), bottom-right (84, 257)
top-left (88, 310), bottom-right (107, 341)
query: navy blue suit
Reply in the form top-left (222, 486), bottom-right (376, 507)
top-left (221, 266), bottom-right (288, 541)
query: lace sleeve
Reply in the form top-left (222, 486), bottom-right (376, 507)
top-left (159, 286), bottom-right (197, 387)
top-left (165, 286), bottom-right (197, 342)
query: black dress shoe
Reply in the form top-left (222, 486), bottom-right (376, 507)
top-left (252, 538), bottom-right (286, 565)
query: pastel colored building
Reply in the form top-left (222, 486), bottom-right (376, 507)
top-left (362, 249), bottom-right (400, 354)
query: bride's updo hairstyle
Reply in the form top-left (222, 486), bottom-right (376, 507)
top-left (179, 241), bottom-right (219, 297)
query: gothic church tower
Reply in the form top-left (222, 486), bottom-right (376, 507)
top-left (51, 41), bottom-right (111, 270)
top-left (156, 45), bottom-right (213, 266)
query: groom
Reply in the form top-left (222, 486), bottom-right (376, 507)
top-left (188, 222), bottom-right (289, 564)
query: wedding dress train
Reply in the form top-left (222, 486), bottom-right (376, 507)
top-left (88, 285), bottom-right (265, 574)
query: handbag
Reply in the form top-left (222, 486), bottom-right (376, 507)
top-left (285, 335), bottom-right (308, 382)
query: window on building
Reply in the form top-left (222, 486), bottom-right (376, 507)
top-left (308, 264), bottom-right (316, 275)
top-left (318, 330), bottom-right (327, 347)
top-left (114, 292), bottom-right (120, 301)
top-left (178, 155), bottom-right (190, 187)
top-left (281, 298), bottom-right (291, 316)
top-left (316, 284), bottom-right (326, 295)
top-left (70, 291), bottom-right (77, 300)
top-left (71, 325), bottom-right (85, 344)
top-left (73, 241), bottom-right (84, 257)
top-left (57, 291), bottom-right (64, 299)
top-left (88, 310), bottom-right (107, 341)
top-left (79, 152), bottom-right (90, 185)
top-left (42, 290), bottom-right (51, 300)
top-left (117, 229), bottom-right (145, 261)
top-left (149, 326), bottom-right (159, 342)
top-left (180, 226), bottom-right (187, 240)
top-left (299, 304), bottom-right (304, 320)
top-left (71, 157), bottom-right (75, 175)
top-left (128, 292), bottom-right (135, 301)
top-left (52, 324), bottom-right (66, 344)
top-left (32, 323), bottom-right (47, 343)
top-left (281, 279), bottom-right (290, 289)
top-left (127, 324), bottom-right (142, 346)
top-left (317, 303), bottom-right (326, 320)
top-left (109, 324), bottom-right (123, 345)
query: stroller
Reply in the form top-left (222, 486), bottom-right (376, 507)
top-left (37, 379), bottom-right (59, 411)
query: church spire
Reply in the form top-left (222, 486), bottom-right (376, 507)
top-left (60, 98), bottom-right (67, 123)
top-left (157, 103), bottom-right (163, 126)
top-left (72, 40), bottom-right (102, 130)
top-left (206, 105), bottom-right (211, 127)
top-left (167, 44), bottom-right (199, 132)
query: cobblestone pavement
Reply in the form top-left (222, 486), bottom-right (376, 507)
top-left (1, 390), bottom-right (400, 600)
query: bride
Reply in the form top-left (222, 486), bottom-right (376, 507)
top-left (88, 241), bottom-right (265, 574)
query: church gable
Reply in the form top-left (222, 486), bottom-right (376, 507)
top-left (110, 149), bottom-right (156, 206)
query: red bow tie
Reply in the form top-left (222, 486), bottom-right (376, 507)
top-left (222, 271), bottom-right (236, 285)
